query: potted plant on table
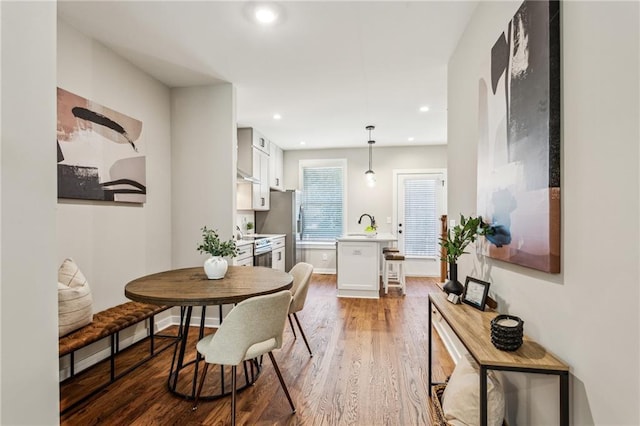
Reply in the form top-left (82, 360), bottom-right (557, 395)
top-left (197, 227), bottom-right (239, 279)
top-left (439, 214), bottom-right (491, 295)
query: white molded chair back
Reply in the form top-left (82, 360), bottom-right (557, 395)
top-left (197, 290), bottom-right (292, 366)
top-left (192, 290), bottom-right (296, 425)
top-left (288, 262), bottom-right (313, 314)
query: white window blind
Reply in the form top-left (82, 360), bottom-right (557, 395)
top-left (404, 178), bottom-right (438, 257)
top-left (301, 166), bottom-right (344, 241)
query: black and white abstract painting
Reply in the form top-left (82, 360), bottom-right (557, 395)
top-left (477, 0), bottom-right (560, 273)
top-left (57, 88), bottom-right (146, 203)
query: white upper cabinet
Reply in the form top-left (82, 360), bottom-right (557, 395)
top-left (237, 127), bottom-right (270, 211)
top-left (252, 131), bottom-right (270, 154)
top-left (269, 142), bottom-right (284, 191)
top-left (252, 148), bottom-right (270, 210)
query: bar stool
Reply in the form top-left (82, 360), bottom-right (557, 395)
top-left (382, 246), bottom-right (399, 285)
top-left (383, 252), bottom-right (406, 295)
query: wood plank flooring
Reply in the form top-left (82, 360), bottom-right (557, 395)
top-left (61, 274), bottom-right (454, 425)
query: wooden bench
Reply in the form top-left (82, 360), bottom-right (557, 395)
top-left (59, 301), bottom-right (179, 414)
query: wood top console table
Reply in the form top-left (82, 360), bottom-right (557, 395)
top-left (428, 291), bottom-right (570, 426)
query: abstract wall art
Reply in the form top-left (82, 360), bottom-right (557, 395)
top-left (476, 0), bottom-right (560, 273)
top-left (57, 88), bottom-right (146, 203)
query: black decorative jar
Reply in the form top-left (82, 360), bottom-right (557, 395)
top-left (490, 314), bottom-right (524, 351)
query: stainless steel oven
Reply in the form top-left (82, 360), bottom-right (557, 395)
top-left (253, 237), bottom-right (273, 268)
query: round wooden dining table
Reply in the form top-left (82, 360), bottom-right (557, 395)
top-left (125, 266), bottom-right (293, 400)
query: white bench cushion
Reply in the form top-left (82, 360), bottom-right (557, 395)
top-left (58, 258), bottom-right (93, 336)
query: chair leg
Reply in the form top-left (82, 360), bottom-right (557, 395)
top-left (231, 365), bottom-right (237, 426)
top-left (384, 261), bottom-right (389, 294)
top-left (288, 314), bottom-right (297, 339)
top-left (267, 352), bottom-right (296, 413)
top-left (293, 313), bottom-right (313, 357)
top-left (192, 362), bottom-right (210, 411)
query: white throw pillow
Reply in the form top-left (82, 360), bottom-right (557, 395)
top-left (442, 353), bottom-right (505, 426)
top-left (58, 258), bottom-right (93, 336)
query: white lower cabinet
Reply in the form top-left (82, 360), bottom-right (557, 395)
top-left (233, 243), bottom-right (254, 266)
top-left (271, 237), bottom-right (286, 271)
top-left (336, 241), bottom-right (380, 298)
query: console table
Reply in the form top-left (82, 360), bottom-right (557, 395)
top-left (428, 292), bottom-right (570, 426)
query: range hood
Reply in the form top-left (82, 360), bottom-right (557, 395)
top-left (237, 169), bottom-right (261, 184)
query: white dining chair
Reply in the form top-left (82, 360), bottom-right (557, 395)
top-left (192, 290), bottom-right (295, 425)
top-left (287, 262), bottom-right (314, 356)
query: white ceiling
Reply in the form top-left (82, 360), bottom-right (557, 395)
top-left (57, 1), bottom-right (478, 150)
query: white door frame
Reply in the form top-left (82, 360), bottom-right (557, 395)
top-left (392, 168), bottom-right (447, 277)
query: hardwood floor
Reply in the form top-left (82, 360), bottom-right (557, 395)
top-left (61, 274), bottom-right (454, 425)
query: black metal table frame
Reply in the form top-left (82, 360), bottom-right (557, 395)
top-left (167, 305), bottom-right (262, 400)
top-left (428, 298), bottom-right (570, 426)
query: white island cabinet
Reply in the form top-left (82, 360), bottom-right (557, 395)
top-left (336, 233), bottom-right (397, 299)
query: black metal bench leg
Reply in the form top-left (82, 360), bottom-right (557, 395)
top-left (110, 334), bottom-right (116, 382)
top-left (149, 314), bottom-right (155, 355)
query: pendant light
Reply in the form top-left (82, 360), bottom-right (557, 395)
top-left (364, 125), bottom-right (376, 187)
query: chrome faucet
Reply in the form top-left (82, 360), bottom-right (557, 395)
top-left (358, 214), bottom-right (376, 228)
top-left (235, 225), bottom-right (244, 240)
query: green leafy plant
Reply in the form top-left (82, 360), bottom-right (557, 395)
top-left (246, 222), bottom-right (254, 231)
top-left (439, 214), bottom-right (491, 264)
top-left (197, 227), bottom-right (239, 258)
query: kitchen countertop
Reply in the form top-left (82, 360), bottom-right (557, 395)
top-left (337, 232), bottom-right (397, 242)
top-left (235, 234), bottom-right (286, 246)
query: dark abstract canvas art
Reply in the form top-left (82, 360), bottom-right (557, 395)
top-left (57, 88), bottom-right (146, 203)
top-left (477, 0), bottom-right (560, 273)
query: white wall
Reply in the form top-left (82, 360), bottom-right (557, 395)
top-left (448, 1), bottom-right (639, 425)
top-left (170, 84), bottom-right (236, 269)
top-left (57, 20), bottom-right (173, 312)
top-left (1, 2), bottom-right (59, 423)
top-left (284, 145), bottom-right (447, 273)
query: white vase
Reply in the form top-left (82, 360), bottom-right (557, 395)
top-left (204, 256), bottom-right (228, 280)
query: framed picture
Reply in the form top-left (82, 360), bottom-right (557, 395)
top-left (476, 0), bottom-right (561, 273)
top-left (57, 87), bottom-right (146, 203)
top-left (462, 277), bottom-right (491, 311)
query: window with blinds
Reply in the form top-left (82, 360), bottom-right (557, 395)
top-left (300, 165), bottom-right (344, 241)
top-left (404, 178), bottom-right (438, 257)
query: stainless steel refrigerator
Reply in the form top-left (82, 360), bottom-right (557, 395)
top-left (255, 190), bottom-right (302, 272)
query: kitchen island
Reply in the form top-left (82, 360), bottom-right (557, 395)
top-left (336, 233), bottom-right (397, 298)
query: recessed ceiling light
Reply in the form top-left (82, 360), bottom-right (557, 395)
top-left (273, 113), bottom-right (282, 120)
top-left (299, 141), bottom-right (306, 145)
top-left (419, 106), bottom-right (430, 112)
top-left (408, 137), bottom-right (415, 142)
top-left (255, 6), bottom-right (278, 24)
